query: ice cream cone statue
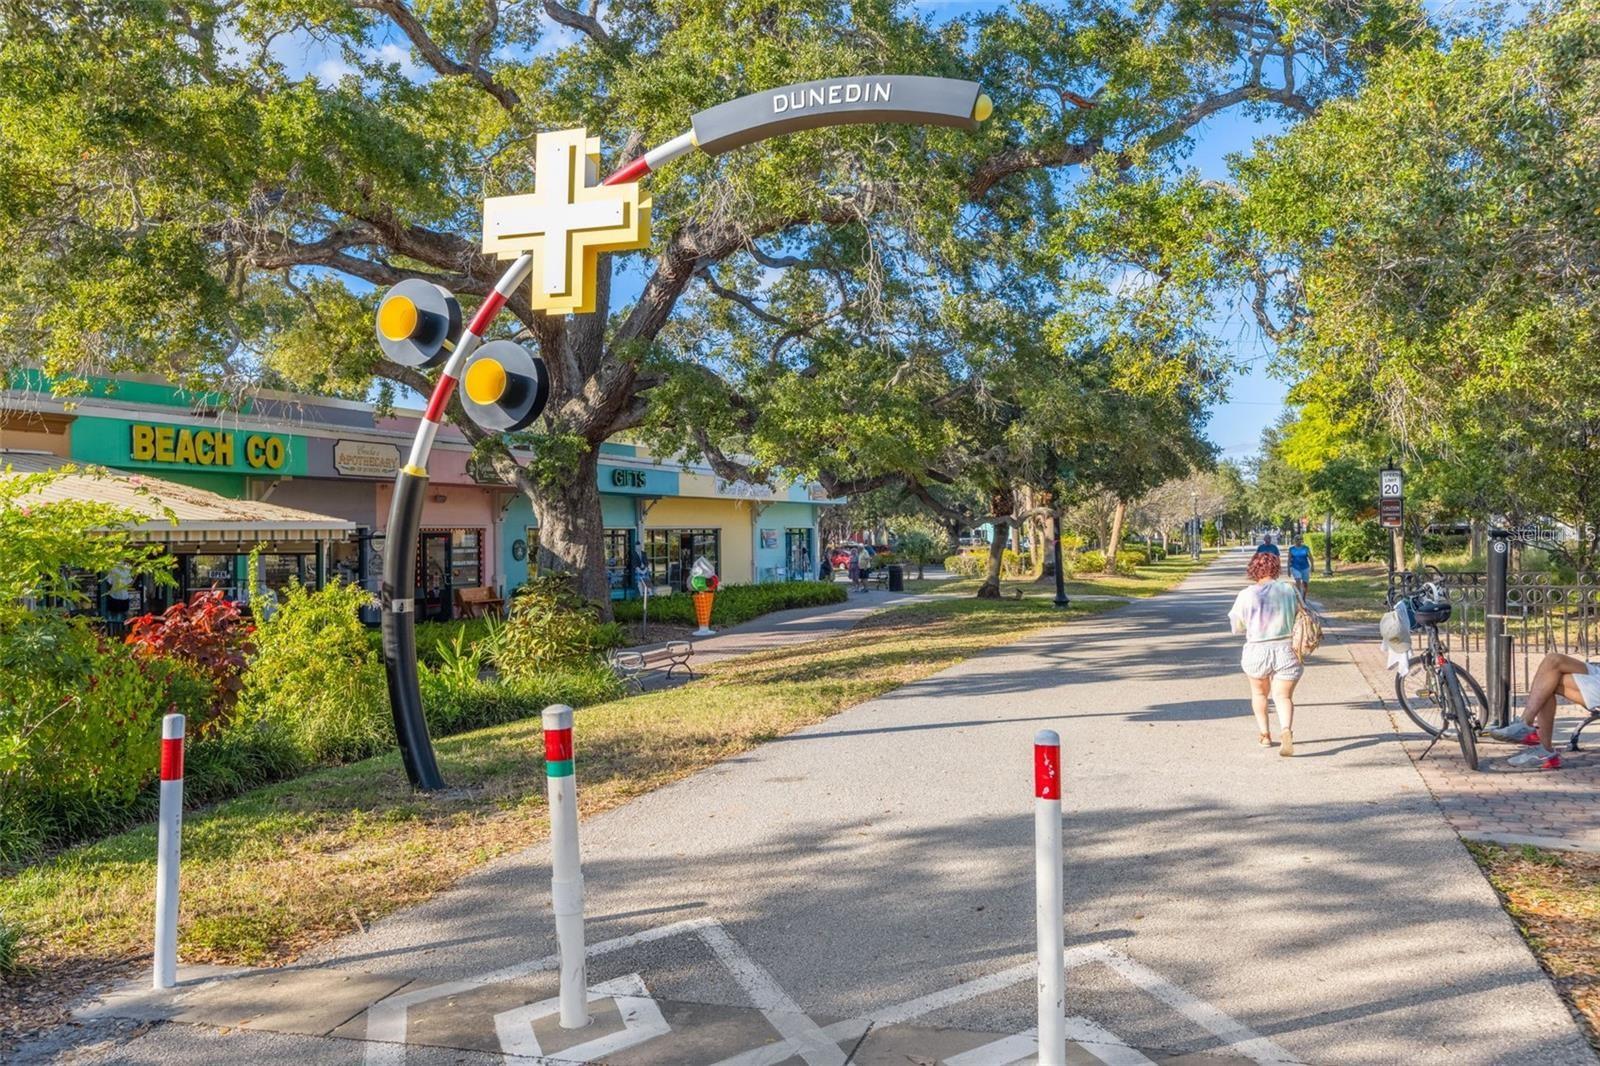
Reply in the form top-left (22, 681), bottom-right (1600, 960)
top-left (689, 556), bottom-right (719, 636)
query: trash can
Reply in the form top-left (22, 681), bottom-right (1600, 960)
top-left (887, 564), bottom-right (904, 592)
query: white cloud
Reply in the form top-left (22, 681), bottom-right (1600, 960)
top-left (315, 57), bottom-right (358, 83)
top-left (372, 42), bottom-right (424, 80)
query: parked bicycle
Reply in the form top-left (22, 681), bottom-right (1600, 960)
top-left (1389, 573), bottom-right (1483, 770)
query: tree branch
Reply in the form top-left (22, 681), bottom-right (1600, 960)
top-left (352, 0), bottom-right (520, 111)
top-left (542, 0), bottom-right (614, 49)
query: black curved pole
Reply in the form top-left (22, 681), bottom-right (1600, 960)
top-left (381, 467), bottom-right (446, 790)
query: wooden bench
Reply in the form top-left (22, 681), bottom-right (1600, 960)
top-left (453, 586), bottom-right (505, 619)
top-left (611, 640), bottom-right (695, 690)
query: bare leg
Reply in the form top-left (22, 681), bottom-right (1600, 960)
top-left (1272, 676), bottom-right (1298, 733)
top-left (1248, 674), bottom-right (1271, 738)
top-left (1525, 654), bottom-right (1586, 733)
top-left (1532, 674), bottom-right (1589, 748)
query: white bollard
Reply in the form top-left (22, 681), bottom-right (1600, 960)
top-left (153, 713), bottom-right (185, 990)
top-left (543, 705), bottom-right (589, 1029)
top-left (1034, 729), bottom-right (1066, 1066)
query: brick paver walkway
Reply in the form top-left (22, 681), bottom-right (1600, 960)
top-left (1338, 619), bottom-right (1600, 851)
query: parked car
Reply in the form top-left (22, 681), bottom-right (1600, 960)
top-left (829, 544), bottom-right (873, 569)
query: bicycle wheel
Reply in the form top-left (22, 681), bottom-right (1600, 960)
top-left (1444, 666), bottom-right (1480, 770)
top-left (1395, 660), bottom-right (1447, 737)
top-left (1455, 668), bottom-right (1490, 733)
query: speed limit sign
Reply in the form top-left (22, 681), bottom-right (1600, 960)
top-left (1380, 469), bottom-right (1403, 499)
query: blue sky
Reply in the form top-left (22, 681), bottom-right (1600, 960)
top-left (279, 2), bottom-right (1292, 467)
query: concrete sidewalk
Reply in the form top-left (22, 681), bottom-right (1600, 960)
top-left (47, 550), bottom-right (1594, 1064)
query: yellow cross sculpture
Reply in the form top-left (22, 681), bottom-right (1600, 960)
top-left (482, 128), bottom-right (652, 316)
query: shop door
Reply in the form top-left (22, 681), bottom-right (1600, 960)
top-left (785, 529), bottom-right (812, 581)
top-left (417, 532), bottom-right (452, 621)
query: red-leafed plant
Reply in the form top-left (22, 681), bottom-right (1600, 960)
top-left (126, 590), bottom-right (256, 722)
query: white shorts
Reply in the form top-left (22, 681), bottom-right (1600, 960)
top-left (1572, 663), bottom-right (1600, 711)
top-left (1242, 639), bottom-right (1304, 682)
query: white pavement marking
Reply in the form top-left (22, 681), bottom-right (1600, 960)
top-left (359, 920), bottom-right (1292, 1066)
top-left (944, 1019), bottom-right (1158, 1066)
top-left (1093, 948), bottom-right (1299, 1065)
top-left (943, 1028), bottom-right (1036, 1066)
top-left (695, 921), bottom-right (847, 1066)
top-left (706, 943), bottom-right (1292, 1066)
top-left (363, 917), bottom-right (716, 1064)
top-left (493, 973), bottom-right (669, 1062)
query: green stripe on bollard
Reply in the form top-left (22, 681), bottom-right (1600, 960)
top-left (545, 759), bottom-right (574, 778)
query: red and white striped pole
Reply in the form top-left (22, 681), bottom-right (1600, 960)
top-left (543, 704), bottom-right (588, 1029)
top-left (1035, 728), bottom-right (1066, 1066)
top-left (153, 713), bottom-right (185, 990)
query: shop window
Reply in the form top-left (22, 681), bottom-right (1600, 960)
top-left (603, 528), bottom-right (634, 595)
top-left (644, 528), bottom-right (720, 591)
top-left (449, 528), bottom-right (482, 589)
top-left (260, 554), bottom-right (307, 596)
top-left (184, 554), bottom-right (240, 600)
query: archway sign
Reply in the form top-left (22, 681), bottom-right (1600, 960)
top-left (375, 75), bottom-right (991, 789)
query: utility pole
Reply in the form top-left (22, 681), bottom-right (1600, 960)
top-left (1191, 491), bottom-right (1201, 561)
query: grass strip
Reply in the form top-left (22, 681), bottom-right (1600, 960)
top-left (903, 554), bottom-right (1206, 599)
top-left (1469, 842), bottom-right (1600, 1051)
top-left (0, 595), bottom-right (1118, 1041)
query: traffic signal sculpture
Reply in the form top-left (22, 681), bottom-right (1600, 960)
top-left (377, 76), bottom-right (992, 789)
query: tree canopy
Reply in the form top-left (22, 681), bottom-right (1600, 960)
top-left (1, 0), bottom-right (1427, 599)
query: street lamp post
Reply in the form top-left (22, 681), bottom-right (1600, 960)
top-left (1052, 508), bottom-right (1070, 609)
top-left (1191, 491), bottom-right (1201, 561)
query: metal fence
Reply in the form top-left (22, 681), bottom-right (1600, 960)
top-left (1396, 569), bottom-right (1600, 712)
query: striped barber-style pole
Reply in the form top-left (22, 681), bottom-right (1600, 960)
top-left (600, 130), bottom-right (698, 188)
top-left (543, 704), bottom-right (589, 1029)
top-left (1034, 728), bottom-right (1066, 1066)
top-left (153, 713), bottom-right (185, 989)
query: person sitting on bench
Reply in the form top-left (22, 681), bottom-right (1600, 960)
top-left (1487, 652), bottom-right (1600, 770)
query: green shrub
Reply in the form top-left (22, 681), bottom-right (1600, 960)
top-left (495, 575), bottom-right (622, 680)
top-left (236, 580), bottom-right (390, 765)
top-left (1079, 550), bottom-right (1107, 573)
top-left (1000, 548), bottom-right (1028, 577)
top-left (943, 553), bottom-right (980, 577)
top-left (1114, 550), bottom-right (1143, 575)
top-left (1333, 522), bottom-right (1389, 563)
top-left (0, 616), bottom-right (215, 861)
top-left (0, 910), bottom-right (20, 976)
top-left (613, 580), bottom-right (845, 627)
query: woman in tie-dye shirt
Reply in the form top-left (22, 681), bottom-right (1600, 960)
top-left (1228, 551), bottom-right (1303, 755)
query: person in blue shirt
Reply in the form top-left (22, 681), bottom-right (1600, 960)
top-left (1287, 533), bottom-right (1313, 597)
top-left (1255, 533), bottom-right (1280, 557)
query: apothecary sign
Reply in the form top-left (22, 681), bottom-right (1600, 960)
top-left (334, 439), bottom-right (400, 478)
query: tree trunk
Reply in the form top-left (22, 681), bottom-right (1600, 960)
top-left (528, 447), bottom-right (613, 616)
top-left (1104, 499), bottom-right (1127, 574)
top-left (977, 521), bottom-right (1008, 598)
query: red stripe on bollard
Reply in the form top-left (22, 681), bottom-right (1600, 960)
top-left (1034, 741), bottom-right (1060, 800)
top-left (160, 736), bottom-right (184, 781)
top-left (545, 728), bottom-right (574, 763)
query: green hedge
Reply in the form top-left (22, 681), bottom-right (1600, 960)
top-left (2, 583), bottom-right (624, 864)
top-left (613, 580), bottom-right (845, 627)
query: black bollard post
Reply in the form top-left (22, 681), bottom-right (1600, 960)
top-left (1486, 530), bottom-right (1511, 729)
top-left (1052, 511), bottom-right (1070, 609)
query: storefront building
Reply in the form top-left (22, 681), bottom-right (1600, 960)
top-left (1, 374), bottom-right (836, 617)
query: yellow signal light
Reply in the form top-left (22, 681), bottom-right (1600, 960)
top-left (464, 357), bottom-right (509, 405)
top-left (377, 296), bottom-right (420, 341)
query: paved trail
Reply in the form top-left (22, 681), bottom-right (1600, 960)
top-left (51, 551), bottom-right (1593, 1064)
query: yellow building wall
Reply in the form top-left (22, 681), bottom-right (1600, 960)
top-left (642, 496), bottom-right (760, 584)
